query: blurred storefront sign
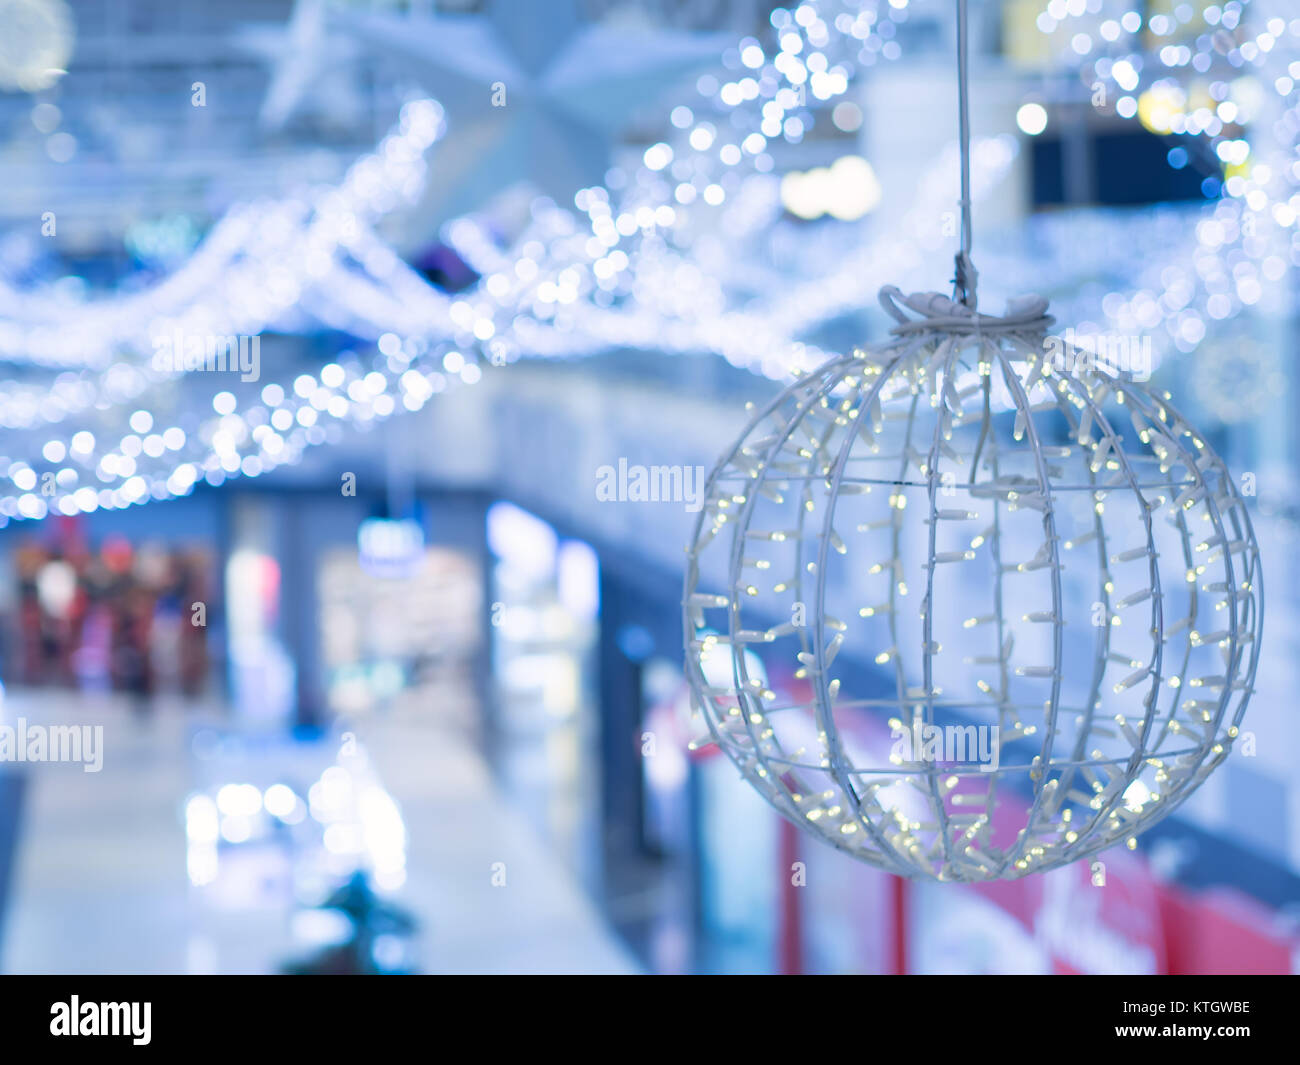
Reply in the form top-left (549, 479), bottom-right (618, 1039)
top-left (914, 834), bottom-right (1299, 975)
top-left (1155, 885), bottom-right (1299, 976)
top-left (357, 516), bottom-right (426, 580)
top-left (965, 855), bottom-right (1165, 975)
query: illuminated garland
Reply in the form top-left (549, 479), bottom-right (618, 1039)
top-left (3, 0), bottom-right (1283, 525)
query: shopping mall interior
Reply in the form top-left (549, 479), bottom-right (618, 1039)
top-left (0, 0), bottom-right (1297, 975)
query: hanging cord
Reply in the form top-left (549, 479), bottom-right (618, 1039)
top-left (875, 0), bottom-right (1055, 339)
top-left (954, 0), bottom-right (977, 309)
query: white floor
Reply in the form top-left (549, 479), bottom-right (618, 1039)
top-left (0, 690), bottom-right (639, 975)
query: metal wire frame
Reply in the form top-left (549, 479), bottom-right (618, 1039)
top-left (681, 0), bottom-right (1261, 881)
top-left (681, 312), bottom-right (1262, 882)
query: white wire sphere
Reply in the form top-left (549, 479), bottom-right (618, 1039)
top-left (683, 312), bottom-right (1261, 882)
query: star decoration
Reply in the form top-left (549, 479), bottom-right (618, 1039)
top-left (232, 0), bottom-right (365, 134)
top-left (338, 0), bottom-right (729, 232)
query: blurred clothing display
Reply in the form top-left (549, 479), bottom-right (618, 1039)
top-left (6, 535), bottom-right (212, 698)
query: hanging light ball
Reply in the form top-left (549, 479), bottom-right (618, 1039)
top-left (682, 288), bottom-right (1262, 882)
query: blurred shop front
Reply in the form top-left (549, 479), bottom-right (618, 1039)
top-left (3, 480), bottom-right (1298, 975)
top-left (475, 492), bottom-right (1300, 976)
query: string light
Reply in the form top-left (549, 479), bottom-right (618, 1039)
top-left (1, 0), bottom-right (1285, 525)
top-left (1031, 1), bottom-right (1300, 360)
top-left (0, 0), bottom-right (904, 522)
